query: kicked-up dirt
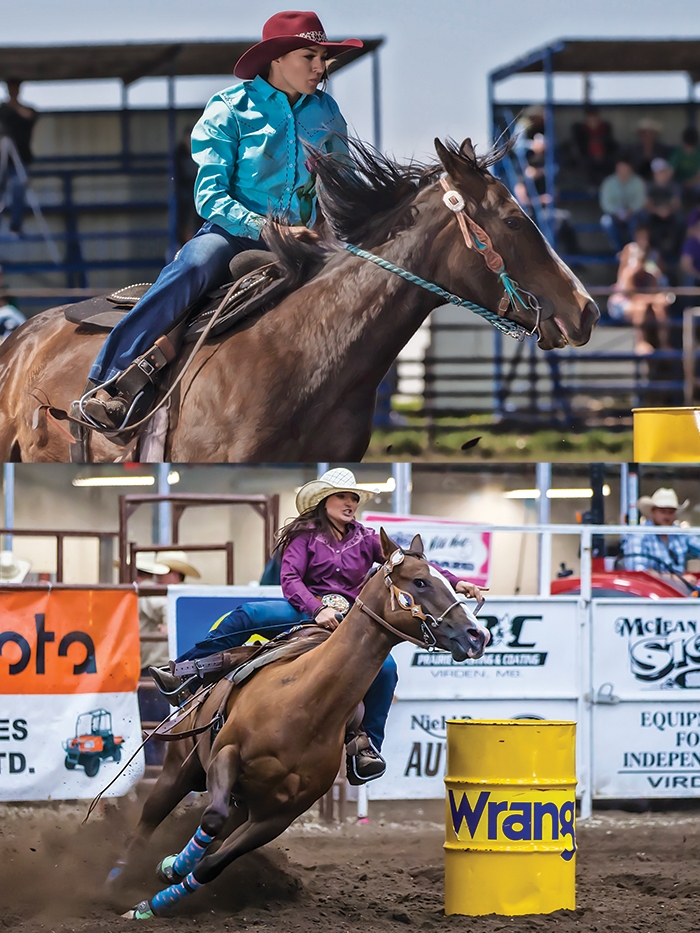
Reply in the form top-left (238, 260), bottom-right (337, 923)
top-left (1, 797), bottom-right (699, 933)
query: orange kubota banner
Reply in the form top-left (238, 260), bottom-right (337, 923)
top-left (0, 588), bottom-right (139, 694)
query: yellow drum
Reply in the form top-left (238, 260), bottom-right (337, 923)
top-left (444, 720), bottom-right (577, 916)
top-left (633, 407), bottom-right (700, 462)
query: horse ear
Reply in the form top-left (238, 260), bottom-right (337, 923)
top-left (379, 527), bottom-right (400, 559)
top-left (410, 533), bottom-right (425, 557)
top-left (434, 137), bottom-right (486, 205)
top-left (459, 137), bottom-right (477, 162)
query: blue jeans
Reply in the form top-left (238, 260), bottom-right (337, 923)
top-left (177, 599), bottom-right (398, 751)
top-left (89, 222), bottom-right (267, 383)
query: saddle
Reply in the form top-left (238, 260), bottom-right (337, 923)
top-left (152, 625), bottom-right (331, 743)
top-left (63, 250), bottom-right (286, 342)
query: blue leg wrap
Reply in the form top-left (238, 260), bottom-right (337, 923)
top-left (150, 872), bottom-right (202, 914)
top-left (173, 827), bottom-right (214, 877)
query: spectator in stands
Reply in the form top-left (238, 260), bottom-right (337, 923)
top-left (0, 266), bottom-right (25, 341)
top-left (680, 207), bottom-right (700, 285)
top-left (571, 105), bottom-right (617, 186)
top-left (669, 126), bottom-right (700, 207)
top-left (631, 118), bottom-right (668, 181)
top-left (599, 156), bottom-right (646, 253)
top-left (513, 133), bottom-right (579, 257)
top-left (156, 550), bottom-right (202, 586)
top-left (643, 158), bottom-right (684, 261)
top-left (621, 488), bottom-right (700, 579)
top-left (0, 80), bottom-right (37, 237)
top-left (607, 224), bottom-right (671, 354)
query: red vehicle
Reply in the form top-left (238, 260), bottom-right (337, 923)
top-left (551, 565), bottom-right (699, 599)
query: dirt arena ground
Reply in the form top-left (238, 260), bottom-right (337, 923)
top-left (2, 797), bottom-right (699, 933)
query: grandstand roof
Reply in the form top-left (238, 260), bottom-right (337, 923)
top-left (491, 38), bottom-right (700, 84)
top-left (0, 39), bottom-right (382, 85)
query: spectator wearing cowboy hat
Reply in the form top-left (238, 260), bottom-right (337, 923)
top-left (621, 488), bottom-right (700, 576)
top-left (151, 468), bottom-right (485, 784)
top-left (82, 10), bottom-right (362, 431)
top-left (155, 550), bottom-right (202, 585)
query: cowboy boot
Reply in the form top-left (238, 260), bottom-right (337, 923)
top-left (345, 728), bottom-right (386, 785)
top-left (82, 390), bottom-right (131, 429)
top-left (149, 665), bottom-right (188, 707)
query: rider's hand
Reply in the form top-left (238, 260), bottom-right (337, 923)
top-left (456, 581), bottom-right (487, 600)
top-left (314, 606), bottom-right (341, 631)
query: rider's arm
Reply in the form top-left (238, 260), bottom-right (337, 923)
top-left (280, 536), bottom-right (322, 617)
top-left (191, 95), bottom-right (268, 240)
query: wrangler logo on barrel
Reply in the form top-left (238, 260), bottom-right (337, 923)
top-left (448, 789), bottom-right (576, 860)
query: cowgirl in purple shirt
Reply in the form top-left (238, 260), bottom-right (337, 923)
top-left (169, 468), bottom-right (482, 783)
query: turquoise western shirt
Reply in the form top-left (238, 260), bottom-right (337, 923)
top-left (191, 74), bottom-right (348, 239)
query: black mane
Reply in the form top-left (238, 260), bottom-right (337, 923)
top-left (269, 135), bottom-right (513, 273)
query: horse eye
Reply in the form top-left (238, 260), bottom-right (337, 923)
top-left (504, 217), bottom-right (521, 230)
top-left (413, 578), bottom-right (428, 589)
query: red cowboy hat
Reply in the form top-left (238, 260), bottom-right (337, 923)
top-left (234, 11), bottom-right (363, 80)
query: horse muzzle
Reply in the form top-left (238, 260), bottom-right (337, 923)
top-left (449, 624), bottom-right (488, 662)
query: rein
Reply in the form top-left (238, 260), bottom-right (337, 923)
top-left (356, 548), bottom-right (467, 650)
top-left (343, 174), bottom-right (543, 343)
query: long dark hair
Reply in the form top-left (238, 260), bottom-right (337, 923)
top-left (275, 496), bottom-right (352, 553)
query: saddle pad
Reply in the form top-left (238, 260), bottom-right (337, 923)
top-left (229, 625), bottom-right (330, 687)
top-left (63, 284), bottom-right (152, 329)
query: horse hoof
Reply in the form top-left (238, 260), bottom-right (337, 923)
top-left (156, 853), bottom-right (182, 884)
top-left (121, 900), bottom-right (154, 920)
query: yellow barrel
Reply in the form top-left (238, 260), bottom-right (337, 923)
top-left (633, 407), bottom-right (700, 462)
top-left (444, 720), bottom-right (577, 916)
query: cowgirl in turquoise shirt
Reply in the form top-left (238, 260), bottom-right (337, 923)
top-left (83, 11), bottom-right (361, 429)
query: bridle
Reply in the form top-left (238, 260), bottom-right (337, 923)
top-left (355, 548), bottom-right (473, 650)
top-left (439, 176), bottom-right (543, 338)
top-left (343, 173), bottom-right (544, 343)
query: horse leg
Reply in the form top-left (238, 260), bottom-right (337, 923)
top-left (154, 745), bottom-right (240, 884)
top-left (108, 739), bottom-right (204, 885)
top-left (130, 810), bottom-right (298, 919)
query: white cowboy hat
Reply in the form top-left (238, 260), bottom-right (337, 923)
top-left (156, 550), bottom-right (201, 579)
top-left (295, 468), bottom-right (373, 515)
top-left (112, 552), bottom-right (171, 575)
top-left (0, 550), bottom-right (31, 584)
top-left (637, 488), bottom-right (690, 520)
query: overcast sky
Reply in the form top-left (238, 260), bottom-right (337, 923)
top-left (2, 0), bottom-right (699, 160)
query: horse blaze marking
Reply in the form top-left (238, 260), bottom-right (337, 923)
top-left (448, 790), bottom-right (576, 861)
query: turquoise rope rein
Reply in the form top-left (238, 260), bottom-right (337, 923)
top-left (343, 243), bottom-right (528, 340)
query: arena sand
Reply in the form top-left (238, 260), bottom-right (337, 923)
top-left (1, 798), bottom-right (699, 933)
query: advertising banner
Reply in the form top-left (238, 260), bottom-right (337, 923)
top-left (375, 699), bottom-right (579, 800)
top-left (591, 599), bottom-right (700, 797)
top-left (363, 513), bottom-right (492, 588)
top-left (167, 585), bottom-right (283, 657)
top-left (393, 597), bottom-right (580, 700)
top-left (0, 588), bottom-right (144, 800)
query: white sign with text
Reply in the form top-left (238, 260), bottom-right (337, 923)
top-left (392, 597), bottom-right (580, 700)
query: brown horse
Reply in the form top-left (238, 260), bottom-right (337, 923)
top-left (0, 138), bottom-right (598, 462)
top-left (110, 530), bottom-right (489, 919)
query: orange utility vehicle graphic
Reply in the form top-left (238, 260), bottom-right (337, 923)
top-left (64, 708), bottom-right (124, 777)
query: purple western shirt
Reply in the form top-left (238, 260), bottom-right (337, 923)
top-left (280, 521), bottom-right (461, 616)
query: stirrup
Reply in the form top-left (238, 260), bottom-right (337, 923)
top-left (149, 665), bottom-right (197, 707)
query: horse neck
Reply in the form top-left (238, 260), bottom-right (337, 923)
top-left (276, 192), bottom-right (483, 383)
top-left (308, 586), bottom-right (400, 716)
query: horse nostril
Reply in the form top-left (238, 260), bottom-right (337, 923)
top-left (582, 300), bottom-right (600, 334)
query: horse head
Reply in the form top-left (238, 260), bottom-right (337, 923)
top-left (434, 137), bottom-right (599, 350)
top-left (361, 528), bottom-right (489, 662)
